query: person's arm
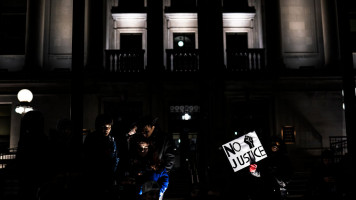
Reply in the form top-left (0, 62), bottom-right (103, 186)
top-left (161, 136), bottom-right (176, 172)
top-left (157, 169), bottom-right (169, 197)
top-left (249, 164), bottom-right (261, 177)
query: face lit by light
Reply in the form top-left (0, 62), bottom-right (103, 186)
top-left (138, 142), bottom-right (149, 157)
top-left (102, 124), bottom-right (112, 136)
top-left (178, 40), bottom-right (184, 47)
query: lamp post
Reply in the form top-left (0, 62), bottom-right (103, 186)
top-left (15, 89), bottom-right (34, 115)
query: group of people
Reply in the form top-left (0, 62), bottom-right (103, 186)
top-left (12, 110), bottom-right (348, 200)
top-left (14, 111), bottom-right (176, 200)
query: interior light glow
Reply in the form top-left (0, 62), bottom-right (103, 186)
top-left (182, 113), bottom-right (191, 120)
top-left (15, 107), bottom-right (25, 114)
top-left (178, 41), bottom-right (184, 47)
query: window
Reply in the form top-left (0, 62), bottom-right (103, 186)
top-left (226, 32), bottom-right (248, 50)
top-left (120, 33), bottom-right (142, 50)
top-left (0, 0), bottom-right (27, 55)
top-left (173, 33), bottom-right (195, 50)
top-left (0, 104), bottom-right (11, 153)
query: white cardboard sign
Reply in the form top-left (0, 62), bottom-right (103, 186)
top-left (222, 131), bottom-right (267, 172)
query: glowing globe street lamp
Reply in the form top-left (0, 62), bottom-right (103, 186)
top-left (15, 89), bottom-right (34, 115)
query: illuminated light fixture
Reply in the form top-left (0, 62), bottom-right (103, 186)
top-left (15, 89), bottom-right (34, 115)
top-left (178, 40), bottom-right (184, 47)
top-left (341, 89), bottom-right (356, 110)
top-left (182, 113), bottom-right (191, 120)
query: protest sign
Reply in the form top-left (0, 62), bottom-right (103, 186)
top-left (222, 131), bottom-right (267, 172)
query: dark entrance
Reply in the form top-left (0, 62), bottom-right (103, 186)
top-left (226, 32), bottom-right (248, 50)
top-left (165, 105), bottom-right (200, 198)
top-left (120, 33), bottom-right (142, 50)
top-left (226, 32), bottom-right (249, 70)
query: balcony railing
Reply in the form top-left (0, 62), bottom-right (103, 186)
top-left (105, 49), bottom-right (145, 72)
top-left (0, 148), bottom-right (17, 169)
top-left (226, 49), bottom-right (265, 72)
top-left (166, 49), bottom-right (199, 72)
top-left (105, 49), bottom-right (265, 73)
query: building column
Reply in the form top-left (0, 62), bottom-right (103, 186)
top-left (321, 0), bottom-right (339, 68)
top-left (86, 0), bottom-right (105, 70)
top-left (196, 0), bottom-right (225, 191)
top-left (264, 0), bottom-right (284, 70)
top-left (337, 1), bottom-right (356, 199)
top-left (71, 0), bottom-right (85, 147)
top-left (197, 0), bottom-right (224, 73)
top-left (146, 0), bottom-right (164, 71)
top-left (24, 0), bottom-right (45, 70)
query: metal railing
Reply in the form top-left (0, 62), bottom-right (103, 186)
top-left (105, 48), bottom-right (266, 73)
top-left (226, 48), bottom-right (265, 72)
top-left (0, 148), bottom-right (17, 169)
top-left (329, 136), bottom-right (347, 163)
top-left (105, 49), bottom-right (145, 72)
top-left (166, 49), bottom-right (199, 72)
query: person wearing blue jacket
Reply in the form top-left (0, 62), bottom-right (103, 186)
top-left (140, 166), bottom-right (169, 199)
top-left (128, 134), bottom-right (169, 200)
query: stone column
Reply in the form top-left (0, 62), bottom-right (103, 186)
top-left (264, 0), bottom-right (284, 70)
top-left (197, 0), bottom-right (224, 73)
top-left (321, 0), bottom-right (339, 67)
top-left (197, 0), bottom-right (225, 191)
top-left (337, 2), bottom-right (356, 197)
top-left (146, 0), bottom-right (164, 71)
top-left (86, 0), bottom-right (105, 71)
top-left (71, 0), bottom-right (85, 147)
top-left (24, 0), bottom-right (45, 70)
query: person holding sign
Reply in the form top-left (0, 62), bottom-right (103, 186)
top-left (222, 131), bottom-right (268, 173)
top-left (222, 133), bottom-right (293, 200)
top-left (249, 136), bottom-right (293, 200)
top-left (221, 131), bottom-right (268, 199)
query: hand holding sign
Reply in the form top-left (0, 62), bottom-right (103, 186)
top-left (249, 164), bottom-right (257, 173)
top-left (222, 131), bottom-right (267, 172)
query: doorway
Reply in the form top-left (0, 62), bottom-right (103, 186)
top-left (165, 109), bottom-right (200, 198)
top-left (0, 104), bottom-right (11, 153)
top-left (120, 33), bottom-right (142, 50)
top-left (226, 32), bottom-right (248, 50)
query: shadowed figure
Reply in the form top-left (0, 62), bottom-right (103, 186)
top-left (82, 114), bottom-right (120, 199)
top-left (308, 149), bottom-right (342, 200)
top-left (46, 118), bottom-right (83, 199)
top-left (15, 111), bottom-right (52, 200)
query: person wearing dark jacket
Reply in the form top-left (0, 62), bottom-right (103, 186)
top-left (248, 136), bottom-right (293, 200)
top-left (83, 114), bottom-right (119, 199)
top-left (15, 111), bottom-right (51, 200)
top-left (134, 116), bottom-right (176, 200)
top-left (123, 134), bottom-right (169, 200)
top-left (136, 116), bottom-right (176, 173)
